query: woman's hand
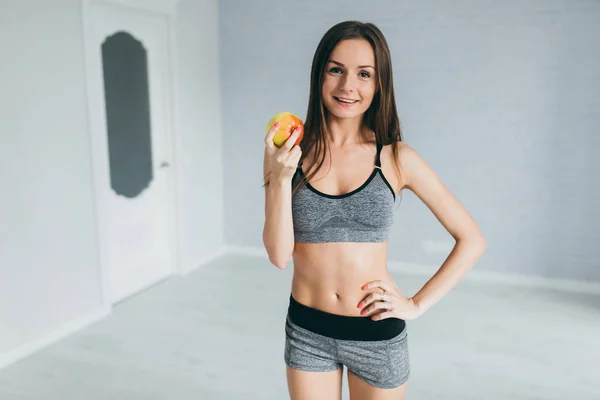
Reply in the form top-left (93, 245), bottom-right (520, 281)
top-left (264, 122), bottom-right (302, 184)
top-left (358, 280), bottom-right (422, 321)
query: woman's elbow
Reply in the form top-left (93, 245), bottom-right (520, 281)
top-left (269, 255), bottom-right (291, 269)
top-left (455, 226), bottom-right (487, 255)
top-left (265, 248), bottom-right (292, 269)
top-left (466, 229), bottom-right (487, 256)
top-left (262, 239), bottom-right (293, 269)
top-left (473, 227), bottom-right (487, 249)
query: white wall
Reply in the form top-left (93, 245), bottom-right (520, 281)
top-left (0, 0), bottom-right (223, 367)
top-left (175, 0), bottom-right (225, 272)
top-left (0, 0), bottom-right (104, 356)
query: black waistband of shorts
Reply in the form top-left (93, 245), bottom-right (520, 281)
top-left (287, 293), bottom-right (405, 341)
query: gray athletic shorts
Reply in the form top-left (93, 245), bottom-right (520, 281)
top-left (284, 294), bottom-right (410, 389)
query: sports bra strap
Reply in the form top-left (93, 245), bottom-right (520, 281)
top-left (375, 141), bottom-right (383, 168)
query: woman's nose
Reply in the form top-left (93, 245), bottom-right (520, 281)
top-left (338, 74), bottom-right (356, 93)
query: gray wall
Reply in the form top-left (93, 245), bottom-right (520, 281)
top-left (220, 0), bottom-right (600, 282)
top-left (0, 0), bottom-right (103, 354)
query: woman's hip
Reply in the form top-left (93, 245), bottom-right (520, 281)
top-left (284, 294), bottom-right (410, 389)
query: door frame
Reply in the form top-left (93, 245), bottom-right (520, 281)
top-left (81, 0), bottom-right (184, 309)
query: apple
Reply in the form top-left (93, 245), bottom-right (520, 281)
top-left (266, 111), bottom-right (304, 148)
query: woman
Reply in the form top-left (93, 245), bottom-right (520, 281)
top-left (262, 21), bottom-right (486, 400)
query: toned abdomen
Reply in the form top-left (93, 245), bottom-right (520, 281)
top-left (290, 241), bottom-right (395, 316)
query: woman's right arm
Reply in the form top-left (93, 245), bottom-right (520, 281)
top-left (262, 125), bottom-right (302, 269)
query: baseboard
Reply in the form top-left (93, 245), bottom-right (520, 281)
top-left (389, 261), bottom-right (600, 295)
top-left (225, 246), bottom-right (600, 296)
top-left (0, 305), bottom-right (110, 371)
top-left (180, 245), bottom-right (228, 275)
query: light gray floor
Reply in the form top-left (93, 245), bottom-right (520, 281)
top-left (1, 253), bottom-right (599, 399)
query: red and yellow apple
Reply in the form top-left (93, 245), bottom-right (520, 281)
top-left (266, 111), bottom-right (304, 148)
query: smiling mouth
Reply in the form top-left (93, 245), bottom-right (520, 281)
top-left (334, 96), bottom-right (359, 104)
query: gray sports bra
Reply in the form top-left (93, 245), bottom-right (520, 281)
top-left (291, 141), bottom-right (397, 243)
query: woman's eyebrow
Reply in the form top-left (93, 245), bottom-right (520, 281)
top-left (328, 59), bottom-right (375, 69)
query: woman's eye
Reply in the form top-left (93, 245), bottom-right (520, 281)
top-left (360, 72), bottom-right (370, 78)
top-left (329, 67), bottom-right (342, 74)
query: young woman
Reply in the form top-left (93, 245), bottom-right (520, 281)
top-left (262, 21), bottom-right (486, 400)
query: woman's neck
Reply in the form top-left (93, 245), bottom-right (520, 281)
top-left (326, 115), bottom-right (365, 148)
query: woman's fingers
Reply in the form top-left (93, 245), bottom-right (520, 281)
top-left (279, 128), bottom-right (301, 153)
top-left (357, 292), bottom-right (387, 308)
top-left (362, 280), bottom-right (394, 293)
top-left (358, 292), bottom-right (391, 315)
top-left (264, 122), bottom-right (280, 151)
top-left (370, 311), bottom-right (395, 321)
top-left (360, 298), bottom-right (394, 316)
top-left (289, 143), bottom-right (302, 165)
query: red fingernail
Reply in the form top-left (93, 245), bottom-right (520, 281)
top-left (361, 285), bottom-right (367, 290)
top-left (274, 122), bottom-right (280, 127)
top-left (357, 302), bottom-right (362, 308)
top-left (361, 310), bottom-right (366, 315)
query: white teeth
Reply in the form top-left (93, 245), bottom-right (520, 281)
top-left (336, 97), bottom-right (357, 103)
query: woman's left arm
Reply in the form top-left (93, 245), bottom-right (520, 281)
top-left (362, 143), bottom-right (487, 321)
top-left (400, 143), bottom-right (487, 316)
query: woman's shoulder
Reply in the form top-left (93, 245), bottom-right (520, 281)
top-left (380, 136), bottom-right (413, 154)
top-left (398, 141), bottom-right (426, 173)
top-left (379, 140), bottom-right (420, 187)
top-left (382, 139), bottom-right (416, 161)
top-left (390, 140), bottom-right (443, 190)
top-left (394, 140), bottom-right (414, 157)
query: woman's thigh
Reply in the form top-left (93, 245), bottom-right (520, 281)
top-left (287, 366), bottom-right (343, 400)
top-left (337, 327), bottom-right (410, 392)
top-left (347, 369), bottom-right (408, 400)
top-left (284, 317), bottom-right (343, 399)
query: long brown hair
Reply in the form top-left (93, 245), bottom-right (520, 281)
top-left (294, 20), bottom-right (404, 196)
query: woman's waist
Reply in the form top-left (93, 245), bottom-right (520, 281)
top-left (286, 293), bottom-right (405, 341)
top-left (290, 243), bottom-right (393, 316)
top-left (293, 241), bottom-right (389, 268)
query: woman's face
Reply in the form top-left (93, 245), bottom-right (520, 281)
top-left (321, 39), bottom-right (377, 120)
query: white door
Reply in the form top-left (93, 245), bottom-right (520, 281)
top-left (88, 2), bottom-right (175, 304)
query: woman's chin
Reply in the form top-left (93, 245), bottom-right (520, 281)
top-left (326, 105), bottom-right (366, 120)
